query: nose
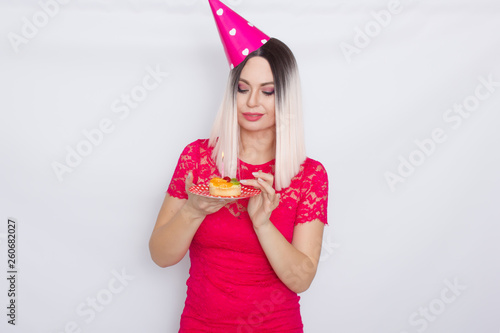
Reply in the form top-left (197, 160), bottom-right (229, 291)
top-left (246, 89), bottom-right (259, 108)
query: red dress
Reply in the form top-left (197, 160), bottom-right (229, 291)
top-left (167, 139), bottom-right (328, 332)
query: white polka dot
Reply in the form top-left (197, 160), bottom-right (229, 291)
top-left (229, 28), bottom-right (237, 36)
top-left (247, 22), bottom-right (254, 27)
top-left (261, 39), bottom-right (267, 44)
top-left (217, 8), bottom-right (223, 15)
top-left (242, 48), bottom-right (249, 56)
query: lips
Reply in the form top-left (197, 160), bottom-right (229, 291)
top-left (242, 113), bottom-right (264, 121)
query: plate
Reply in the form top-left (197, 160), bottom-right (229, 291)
top-left (188, 184), bottom-right (261, 199)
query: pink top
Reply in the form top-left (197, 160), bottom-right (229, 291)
top-left (167, 139), bottom-right (328, 332)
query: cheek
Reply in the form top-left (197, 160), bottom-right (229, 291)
top-left (265, 98), bottom-right (275, 114)
top-left (236, 95), bottom-right (244, 111)
top-left (267, 103), bottom-right (276, 125)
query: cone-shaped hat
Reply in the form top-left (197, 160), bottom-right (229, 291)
top-left (208, 0), bottom-right (270, 69)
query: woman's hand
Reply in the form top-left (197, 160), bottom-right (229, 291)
top-left (241, 171), bottom-right (280, 229)
top-left (184, 172), bottom-right (233, 220)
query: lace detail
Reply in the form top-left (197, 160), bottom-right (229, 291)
top-left (167, 139), bottom-right (328, 225)
top-left (285, 160), bottom-right (329, 225)
top-left (167, 139), bottom-right (217, 200)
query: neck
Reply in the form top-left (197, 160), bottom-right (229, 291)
top-left (239, 128), bottom-right (276, 165)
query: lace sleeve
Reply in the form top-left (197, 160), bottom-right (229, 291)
top-left (295, 160), bottom-right (329, 225)
top-left (166, 140), bottom-right (200, 200)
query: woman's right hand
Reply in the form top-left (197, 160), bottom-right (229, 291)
top-left (183, 172), bottom-right (233, 219)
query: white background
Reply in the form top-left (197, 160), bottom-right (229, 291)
top-left (1, 0), bottom-right (499, 332)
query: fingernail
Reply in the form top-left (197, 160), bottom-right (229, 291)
top-left (252, 172), bottom-right (259, 176)
top-left (258, 178), bottom-right (263, 182)
top-left (240, 179), bottom-right (248, 184)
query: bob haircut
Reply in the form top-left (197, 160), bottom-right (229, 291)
top-left (209, 38), bottom-right (305, 191)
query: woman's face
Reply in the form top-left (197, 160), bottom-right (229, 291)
top-left (236, 56), bottom-right (276, 134)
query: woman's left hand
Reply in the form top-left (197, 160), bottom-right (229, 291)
top-left (241, 171), bottom-right (280, 229)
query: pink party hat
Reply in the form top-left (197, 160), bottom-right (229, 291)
top-left (208, 0), bottom-right (270, 69)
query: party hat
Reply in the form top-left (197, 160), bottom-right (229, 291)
top-left (208, 0), bottom-right (270, 69)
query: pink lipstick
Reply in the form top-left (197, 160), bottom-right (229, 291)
top-left (242, 113), bottom-right (264, 121)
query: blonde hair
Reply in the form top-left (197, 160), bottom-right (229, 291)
top-left (209, 38), bottom-right (306, 191)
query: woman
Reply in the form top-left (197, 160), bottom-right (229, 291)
top-left (149, 0), bottom-right (328, 333)
top-left (149, 3), bottom-right (328, 332)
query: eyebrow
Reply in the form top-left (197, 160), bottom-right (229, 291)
top-left (239, 78), bottom-right (274, 87)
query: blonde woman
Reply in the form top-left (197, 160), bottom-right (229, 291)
top-left (149, 36), bottom-right (328, 332)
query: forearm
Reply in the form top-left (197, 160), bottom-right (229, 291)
top-left (254, 221), bottom-right (318, 293)
top-left (149, 204), bottom-right (204, 268)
